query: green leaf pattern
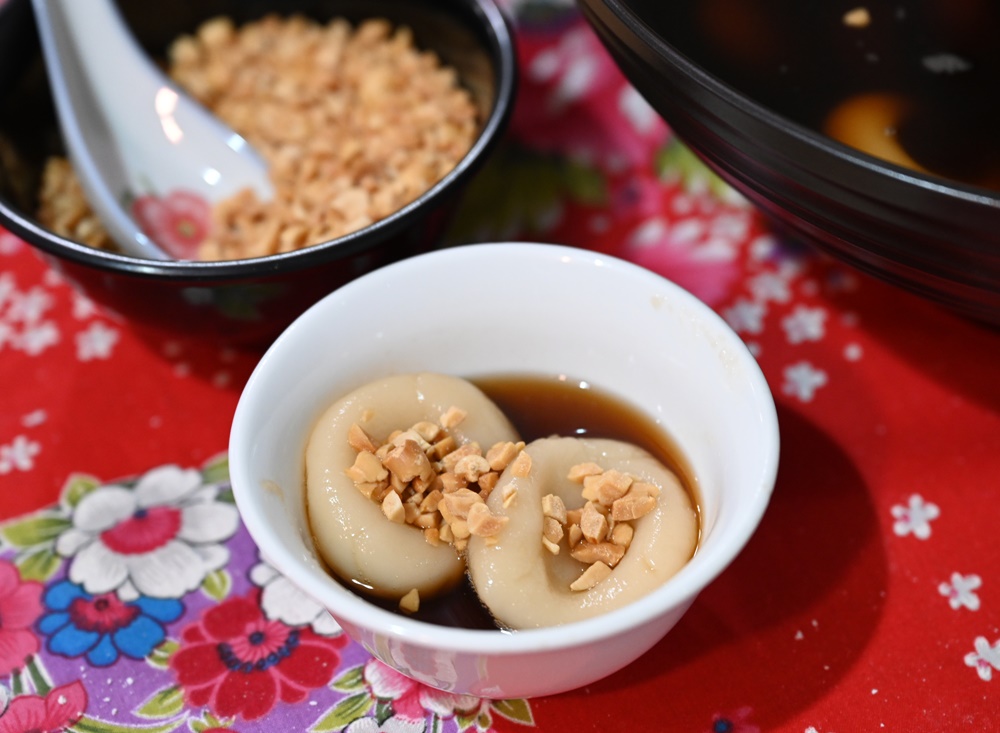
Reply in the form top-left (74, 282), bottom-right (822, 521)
top-left (136, 685), bottom-right (186, 719)
top-left (200, 568), bottom-right (232, 602)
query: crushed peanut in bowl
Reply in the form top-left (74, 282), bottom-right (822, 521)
top-left (37, 14), bottom-right (479, 261)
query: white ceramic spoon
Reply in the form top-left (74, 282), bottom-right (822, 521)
top-left (32, 0), bottom-right (273, 260)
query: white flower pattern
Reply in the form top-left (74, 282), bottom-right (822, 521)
top-left (76, 321), bottom-right (119, 361)
top-left (345, 717), bottom-right (424, 733)
top-left (782, 305), bottom-right (827, 344)
top-left (782, 361), bottom-right (828, 402)
top-left (0, 435), bottom-right (41, 474)
top-left (55, 465), bottom-right (240, 600)
top-left (964, 637), bottom-right (1000, 681)
top-left (724, 298), bottom-right (767, 335)
top-left (250, 559), bottom-right (342, 636)
top-left (747, 271), bottom-right (792, 303)
top-left (891, 494), bottom-right (940, 540)
top-left (939, 573), bottom-right (981, 611)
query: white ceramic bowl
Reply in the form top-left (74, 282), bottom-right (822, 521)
top-left (229, 242), bottom-right (779, 699)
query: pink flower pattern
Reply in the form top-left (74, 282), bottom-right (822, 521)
top-left (0, 559), bottom-right (43, 675)
top-left (132, 190), bottom-right (211, 259)
top-left (363, 659), bottom-right (480, 722)
top-left (0, 681), bottom-right (87, 733)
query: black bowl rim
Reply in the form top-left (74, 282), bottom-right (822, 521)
top-left (590, 0), bottom-right (1000, 211)
top-left (0, 0), bottom-right (518, 282)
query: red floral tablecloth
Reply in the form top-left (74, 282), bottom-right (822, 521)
top-left (2, 3), bottom-right (999, 732)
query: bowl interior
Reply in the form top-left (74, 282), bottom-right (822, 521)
top-left (229, 242), bottom-right (779, 659)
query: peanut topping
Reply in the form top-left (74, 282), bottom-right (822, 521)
top-left (547, 462), bottom-right (662, 592)
top-left (348, 423), bottom-right (380, 453)
top-left (399, 588), bottom-right (420, 613)
top-left (486, 441), bottom-right (522, 471)
top-left (381, 490), bottom-right (405, 524)
top-left (541, 493), bottom-right (567, 524)
top-left (343, 407), bottom-right (516, 550)
top-left (510, 451), bottom-right (532, 478)
top-left (439, 406), bottom-right (468, 429)
top-left (345, 450), bottom-right (388, 484)
top-left (569, 561), bottom-right (612, 592)
top-left (567, 462), bottom-right (604, 483)
top-left (467, 502), bottom-right (509, 541)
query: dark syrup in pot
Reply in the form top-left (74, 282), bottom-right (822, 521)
top-left (628, 0), bottom-right (1000, 188)
top-left (339, 374), bottom-right (699, 630)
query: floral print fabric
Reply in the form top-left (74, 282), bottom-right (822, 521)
top-left (2, 1), bottom-right (1000, 731)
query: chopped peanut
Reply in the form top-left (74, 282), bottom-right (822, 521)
top-left (570, 541), bottom-right (626, 568)
top-left (541, 493), bottom-right (567, 524)
top-left (568, 524), bottom-right (583, 548)
top-left (440, 406), bottom-right (467, 429)
top-left (543, 516), bottom-right (564, 545)
top-left (467, 502), bottom-right (508, 539)
top-left (354, 480), bottom-right (385, 499)
top-left (450, 519), bottom-right (471, 540)
top-left (418, 489), bottom-right (443, 514)
top-left (423, 527), bottom-right (442, 546)
top-left (567, 462), bottom-right (604, 483)
top-left (383, 440), bottom-right (435, 484)
top-left (629, 481), bottom-right (661, 499)
top-left (399, 588), bottom-right (420, 613)
top-left (478, 471), bottom-right (500, 495)
top-left (583, 469), bottom-right (633, 506)
top-left (510, 451), bottom-right (532, 477)
top-left (486, 441), bottom-right (524, 471)
top-left (413, 512), bottom-right (439, 529)
top-left (570, 561), bottom-right (613, 591)
top-left (440, 443), bottom-right (482, 472)
top-left (345, 450), bottom-right (388, 483)
top-left (390, 428), bottom-right (432, 453)
top-left (429, 435), bottom-right (458, 460)
top-left (454, 454), bottom-right (491, 482)
top-left (580, 502), bottom-right (609, 543)
top-left (381, 491), bottom-right (405, 524)
top-left (611, 522), bottom-right (634, 549)
top-left (611, 493), bottom-right (657, 522)
top-left (440, 488), bottom-right (483, 522)
top-left (437, 472), bottom-right (468, 494)
top-left (410, 421), bottom-right (443, 443)
top-left (348, 423), bottom-right (379, 453)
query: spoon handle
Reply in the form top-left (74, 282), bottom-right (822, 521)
top-left (33, 0), bottom-right (169, 259)
top-left (33, 0), bottom-right (272, 260)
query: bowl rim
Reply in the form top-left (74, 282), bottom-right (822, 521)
top-left (229, 241), bottom-right (781, 655)
top-left (585, 0), bottom-right (1000, 210)
top-left (0, 0), bottom-right (518, 281)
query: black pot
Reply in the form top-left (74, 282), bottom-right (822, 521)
top-left (578, 0), bottom-right (1000, 325)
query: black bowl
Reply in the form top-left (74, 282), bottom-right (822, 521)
top-left (578, 0), bottom-right (1000, 325)
top-left (0, 0), bottom-right (516, 346)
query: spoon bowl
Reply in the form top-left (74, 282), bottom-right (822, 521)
top-left (32, 0), bottom-right (273, 260)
